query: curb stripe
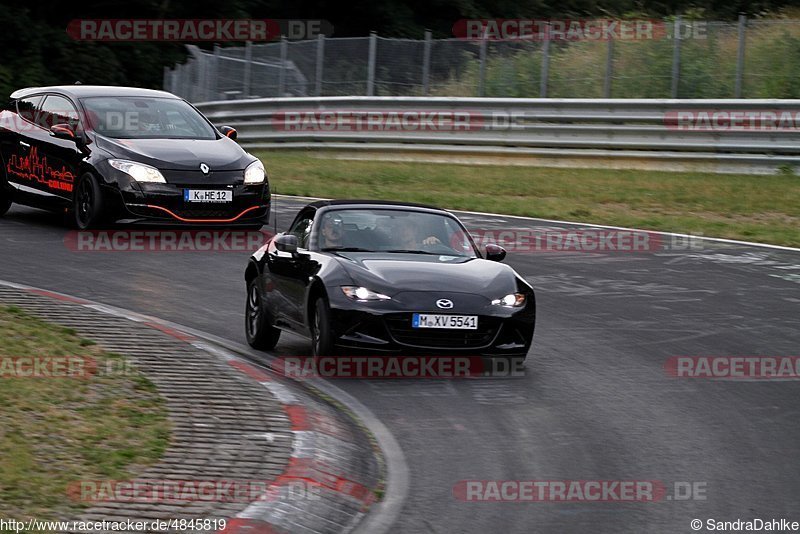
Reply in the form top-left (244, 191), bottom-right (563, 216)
top-left (228, 360), bottom-right (273, 382)
top-left (26, 288), bottom-right (89, 304)
top-left (143, 321), bottom-right (195, 342)
top-left (285, 405), bottom-right (310, 431)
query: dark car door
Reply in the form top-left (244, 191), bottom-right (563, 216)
top-left (1, 94), bottom-right (44, 196)
top-left (30, 94), bottom-right (83, 201)
top-left (266, 209), bottom-right (318, 331)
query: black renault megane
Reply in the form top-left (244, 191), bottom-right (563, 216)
top-left (244, 200), bottom-right (536, 360)
top-left (0, 85), bottom-right (270, 228)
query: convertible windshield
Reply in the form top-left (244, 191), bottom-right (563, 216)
top-left (80, 96), bottom-right (218, 140)
top-left (315, 209), bottom-right (478, 257)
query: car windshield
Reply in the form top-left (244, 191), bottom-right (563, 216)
top-left (316, 208), bottom-right (477, 257)
top-left (80, 96), bottom-right (218, 140)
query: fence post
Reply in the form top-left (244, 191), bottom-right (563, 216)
top-left (198, 52), bottom-right (208, 102)
top-left (422, 30), bottom-right (432, 96)
top-left (243, 40), bottom-right (252, 98)
top-left (735, 14), bottom-right (747, 98)
top-left (315, 34), bottom-right (325, 96)
top-left (671, 16), bottom-right (682, 98)
top-left (212, 44), bottom-right (220, 101)
top-left (604, 36), bottom-right (614, 98)
top-left (540, 23), bottom-right (550, 97)
top-left (478, 37), bottom-right (487, 97)
top-left (278, 36), bottom-right (288, 96)
top-left (171, 67), bottom-right (180, 97)
top-left (367, 32), bottom-right (377, 96)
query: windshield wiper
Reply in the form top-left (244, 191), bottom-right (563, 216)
top-left (383, 249), bottom-right (438, 255)
top-left (321, 246), bottom-right (376, 252)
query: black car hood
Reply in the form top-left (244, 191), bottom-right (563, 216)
top-left (334, 253), bottom-right (519, 296)
top-left (94, 136), bottom-right (252, 171)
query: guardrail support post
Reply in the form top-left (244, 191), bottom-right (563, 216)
top-left (604, 37), bottom-right (614, 98)
top-left (735, 14), bottom-right (747, 98)
top-left (315, 34), bottom-right (325, 96)
top-left (243, 40), bottom-right (252, 99)
top-left (478, 37), bottom-right (487, 97)
top-left (175, 64), bottom-right (183, 97)
top-left (540, 23), bottom-right (550, 97)
top-left (367, 32), bottom-right (377, 96)
top-left (671, 16), bottom-right (682, 98)
top-left (211, 45), bottom-right (220, 101)
top-left (278, 36), bottom-right (288, 96)
top-left (422, 30), bottom-right (432, 96)
top-left (198, 53), bottom-right (208, 102)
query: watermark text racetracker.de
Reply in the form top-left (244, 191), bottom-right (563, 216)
top-left (665, 356), bottom-right (800, 380)
top-left (468, 228), bottom-right (704, 253)
top-left (0, 356), bottom-right (138, 379)
top-left (272, 109), bottom-right (572, 132)
top-left (68, 472), bottom-right (374, 507)
top-left (452, 19), bottom-right (708, 41)
top-left (274, 355), bottom-right (525, 379)
top-left (64, 229), bottom-right (273, 253)
top-left (666, 110), bottom-right (800, 131)
top-left (70, 479), bottom-right (322, 504)
top-left (67, 19), bottom-right (333, 41)
top-left (453, 480), bottom-right (707, 502)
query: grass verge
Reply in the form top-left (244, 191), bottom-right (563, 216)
top-left (259, 150), bottom-right (800, 247)
top-left (0, 306), bottom-right (170, 521)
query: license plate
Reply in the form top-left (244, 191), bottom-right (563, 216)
top-left (412, 314), bottom-right (478, 329)
top-left (184, 189), bottom-right (232, 203)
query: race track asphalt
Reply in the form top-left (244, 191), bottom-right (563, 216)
top-left (1, 198), bottom-right (798, 533)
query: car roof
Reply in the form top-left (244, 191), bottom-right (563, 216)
top-left (306, 199), bottom-right (445, 212)
top-left (9, 85), bottom-right (179, 101)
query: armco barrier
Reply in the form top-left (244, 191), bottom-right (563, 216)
top-left (197, 97), bottom-right (800, 174)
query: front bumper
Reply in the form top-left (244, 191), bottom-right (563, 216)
top-left (326, 292), bottom-right (536, 357)
top-left (103, 182), bottom-right (270, 227)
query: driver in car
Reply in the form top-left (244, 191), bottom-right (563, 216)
top-left (320, 215), bottom-right (345, 248)
top-left (137, 109), bottom-right (162, 132)
top-left (396, 224), bottom-right (442, 249)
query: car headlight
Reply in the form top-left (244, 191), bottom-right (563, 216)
top-left (244, 160), bottom-right (266, 185)
top-left (341, 286), bottom-right (391, 301)
top-left (491, 293), bottom-right (526, 307)
top-left (108, 159), bottom-right (166, 183)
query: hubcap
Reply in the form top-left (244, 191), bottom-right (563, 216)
top-left (78, 180), bottom-right (92, 223)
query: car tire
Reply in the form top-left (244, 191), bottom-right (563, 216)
top-left (0, 184), bottom-right (11, 217)
top-left (311, 296), bottom-right (336, 357)
top-left (245, 279), bottom-right (281, 351)
top-left (73, 173), bottom-right (104, 230)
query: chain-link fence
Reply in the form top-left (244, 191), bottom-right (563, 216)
top-left (165, 17), bottom-right (800, 101)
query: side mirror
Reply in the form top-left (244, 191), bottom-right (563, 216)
top-left (485, 244), bottom-right (507, 262)
top-left (219, 126), bottom-right (237, 141)
top-left (50, 123), bottom-right (76, 141)
top-left (274, 233), bottom-right (299, 254)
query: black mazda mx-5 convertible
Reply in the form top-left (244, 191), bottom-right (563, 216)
top-left (0, 85), bottom-right (270, 229)
top-left (244, 200), bottom-right (536, 359)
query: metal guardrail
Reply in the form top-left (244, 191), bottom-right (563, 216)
top-left (197, 97), bottom-right (800, 174)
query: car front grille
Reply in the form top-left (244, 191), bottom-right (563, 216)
top-left (384, 314), bottom-right (501, 349)
top-left (172, 208), bottom-right (241, 219)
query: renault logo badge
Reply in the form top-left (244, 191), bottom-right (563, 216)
top-left (200, 163), bottom-right (210, 175)
top-left (436, 299), bottom-right (454, 309)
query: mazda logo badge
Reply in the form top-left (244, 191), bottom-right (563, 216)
top-left (436, 299), bottom-right (453, 309)
top-left (200, 163), bottom-right (210, 175)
